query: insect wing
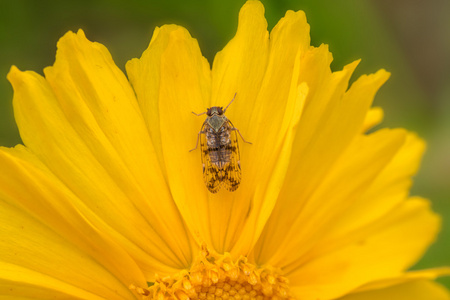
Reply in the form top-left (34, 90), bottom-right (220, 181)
top-left (222, 120), bottom-right (242, 192)
top-left (200, 124), bottom-right (222, 193)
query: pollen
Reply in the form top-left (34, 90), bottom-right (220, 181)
top-left (131, 246), bottom-right (293, 300)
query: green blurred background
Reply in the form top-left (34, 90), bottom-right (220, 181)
top-left (0, 0), bottom-right (449, 290)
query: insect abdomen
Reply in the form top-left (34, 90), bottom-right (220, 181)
top-left (207, 129), bottom-right (232, 169)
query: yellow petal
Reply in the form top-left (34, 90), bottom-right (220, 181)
top-left (354, 268), bottom-right (450, 293)
top-left (126, 25), bottom-right (183, 180)
top-left (126, 26), bottom-right (204, 268)
top-left (297, 44), bottom-right (333, 106)
top-left (362, 107), bottom-right (384, 132)
top-left (337, 280), bottom-right (450, 300)
top-left (0, 150), bottom-right (142, 298)
top-left (289, 67), bottom-right (390, 206)
top-left (323, 132), bottom-right (426, 239)
top-left (211, 0), bottom-right (269, 114)
top-left (254, 61), bottom-right (361, 255)
top-left (287, 197), bottom-right (440, 300)
top-left (184, 0), bottom-right (269, 254)
top-left (0, 146), bottom-right (147, 289)
top-left (0, 263), bottom-right (119, 300)
top-left (156, 1), bottom-right (309, 258)
top-left (227, 6), bottom-right (310, 256)
top-left (253, 66), bottom-right (390, 264)
top-left (155, 26), bottom-right (213, 248)
top-left (8, 30), bottom-right (195, 277)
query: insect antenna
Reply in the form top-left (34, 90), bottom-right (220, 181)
top-left (223, 93), bottom-right (237, 113)
top-left (191, 111), bottom-right (206, 116)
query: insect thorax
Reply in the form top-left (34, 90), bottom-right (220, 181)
top-left (206, 115), bottom-right (227, 132)
top-left (205, 119), bottom-right (231, 147)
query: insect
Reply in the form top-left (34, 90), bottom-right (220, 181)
top-left (190, 93), bottom-right (251, 193)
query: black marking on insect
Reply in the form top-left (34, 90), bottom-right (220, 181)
top-left (190, 93), bottom-right (251, 193)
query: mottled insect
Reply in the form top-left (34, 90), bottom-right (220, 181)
top-left (190, 94), bottom-right (251, 193)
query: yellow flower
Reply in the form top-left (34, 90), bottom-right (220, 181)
top-left (1, 1), bottom-right (448, 299)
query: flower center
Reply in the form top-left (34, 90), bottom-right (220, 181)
top-left (130, 246), bottom-right (293, 299)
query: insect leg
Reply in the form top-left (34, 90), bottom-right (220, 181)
top-left (189, 130), bottom-right (205, 152)
top-left (231, 128), bottom-right (252, 144)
